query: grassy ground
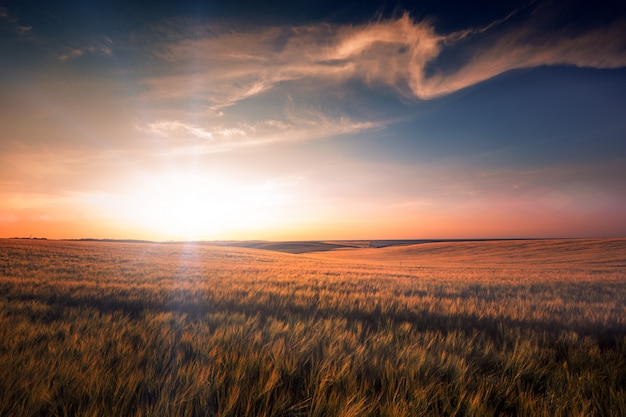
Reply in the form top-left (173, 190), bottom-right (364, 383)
top-left (0, 238), bottom-right (625, 416)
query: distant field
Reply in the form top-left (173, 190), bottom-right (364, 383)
top-left (312, 238), bottom-right (626, 267)
top-left (1, 238), bottom-right (625, 416)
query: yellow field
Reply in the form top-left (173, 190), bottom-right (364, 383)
top-left (1, 238), bottom-right (625, 416)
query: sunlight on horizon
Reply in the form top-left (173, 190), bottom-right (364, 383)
top-left (98, 172), bottom-right (292, 241)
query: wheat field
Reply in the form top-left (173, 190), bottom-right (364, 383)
top-left (0, 238), bottom-right (625, 416)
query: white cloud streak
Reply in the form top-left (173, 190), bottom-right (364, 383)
top-left (143, 120), bottom-right (214, 140)
top-left (138, 112), bottom-right (381, 153)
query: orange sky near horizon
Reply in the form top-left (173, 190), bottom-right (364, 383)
top-left (2, 185), bottom-right (623, 241)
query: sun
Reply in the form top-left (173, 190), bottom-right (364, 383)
top-left (116, 171), bottom-right (286, 240)
top-left (137, 174), bottom-right (214, 238)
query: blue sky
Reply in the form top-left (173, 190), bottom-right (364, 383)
top-left (1, 0), bottom-right (625, 240)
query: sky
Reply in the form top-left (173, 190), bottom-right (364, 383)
top-left (1, 0), bottom-right (625, 241)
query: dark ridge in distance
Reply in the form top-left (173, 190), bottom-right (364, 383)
top-left (218, 241), bottom-right (356, 254)
top-left (22, 237), bottom-right (560, 254)
top-left (64, 238), bottom-right (155, 244)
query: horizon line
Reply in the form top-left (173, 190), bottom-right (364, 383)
top-left (3, 236), bottom-right (622, 244)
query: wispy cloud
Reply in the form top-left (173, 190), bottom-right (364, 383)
top-left (58, 37), bottom-right (114, 61)
top-left (140, 16), bottom-right (439, 107)
top-left (137, 112), bottom-right (381, 153)
top-left (142, 120), bottom-right (214, 141)
top-left (139, 11), bottom-right (626, 106)
top-left (0, 6), bottom-right (33, 36)
top-left (422, 19), bottom-right (626, 98)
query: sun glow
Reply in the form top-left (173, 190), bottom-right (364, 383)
top-left (110, 172), bottom-right (288, 240)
